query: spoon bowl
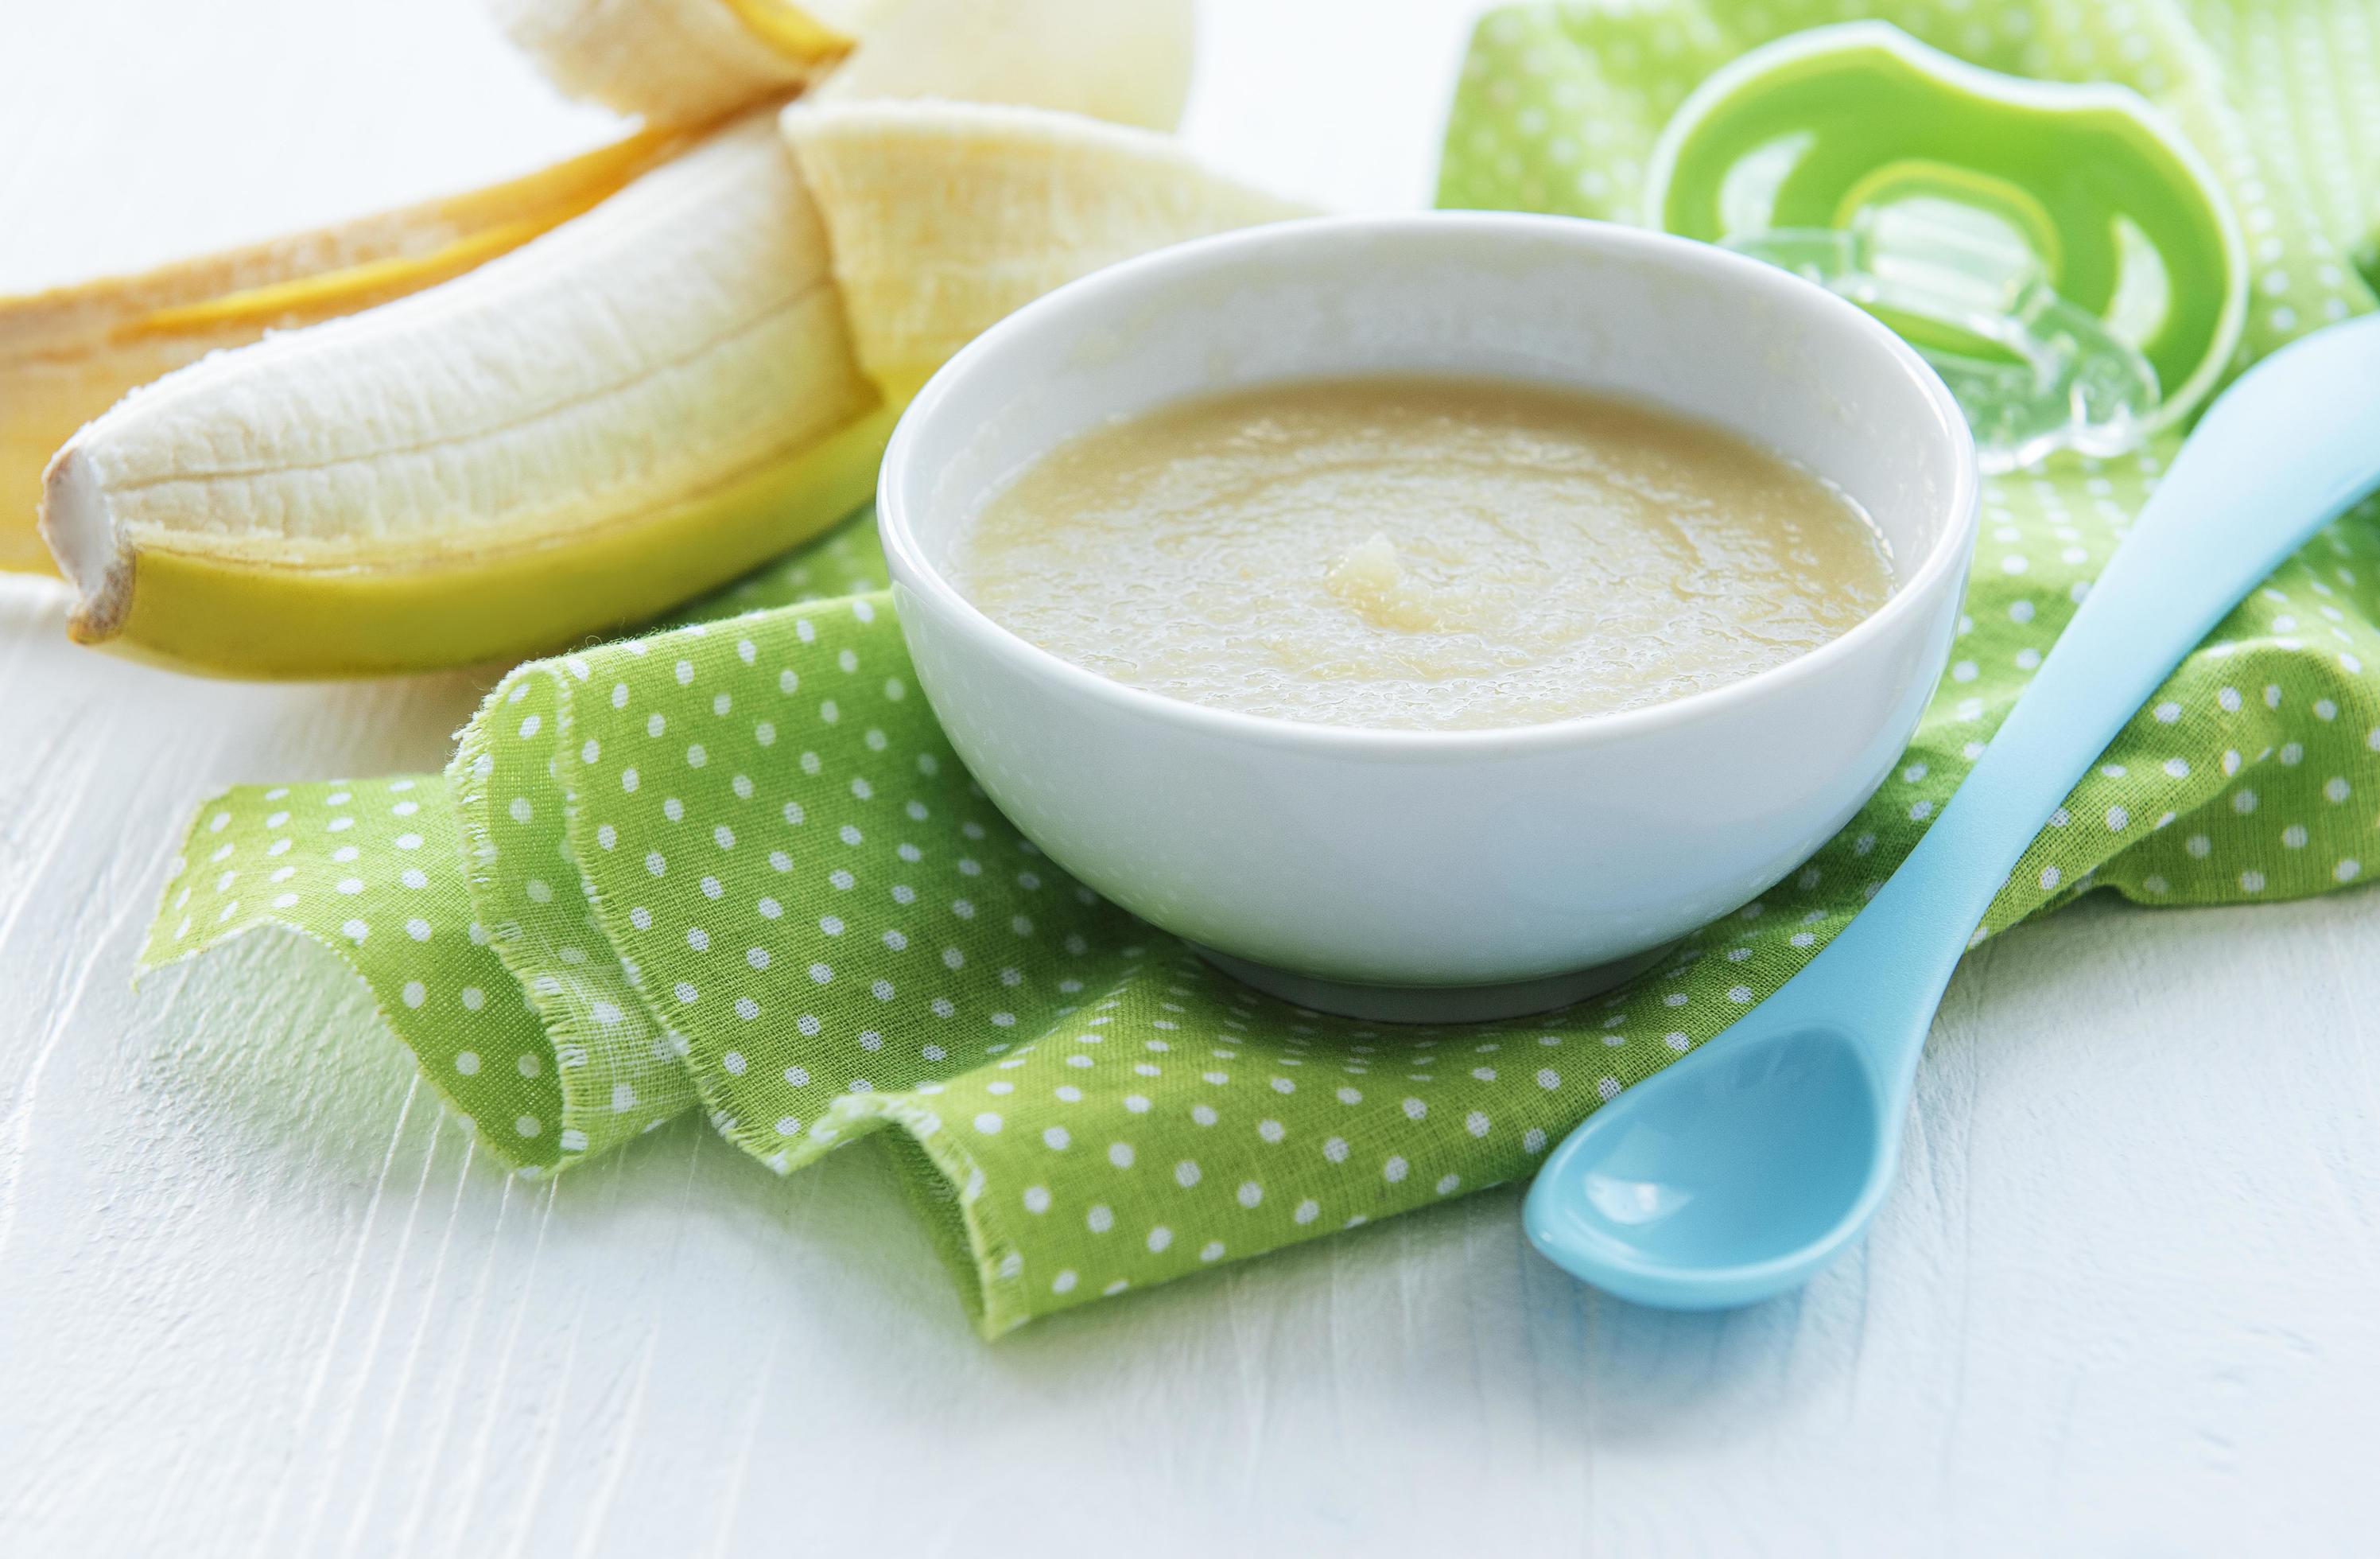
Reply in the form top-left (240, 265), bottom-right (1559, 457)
top-left (1528, 1021), bottom-right (1886, 1308)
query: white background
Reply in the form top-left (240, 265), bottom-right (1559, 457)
top-left (3, 2), bottom-right (2378, 1553)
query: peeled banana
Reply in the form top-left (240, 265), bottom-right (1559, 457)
top-left (42, 113), bottom-right (881, 677)
top-left (25, 0), bottom-right (1287, 678)
top-left (0, 123), bottom-right (693, 576)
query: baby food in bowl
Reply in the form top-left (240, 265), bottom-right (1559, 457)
top-left (879, 213), bottom-right (1977, 1022)
top-left (952, 374), bottom-right (1894, 731)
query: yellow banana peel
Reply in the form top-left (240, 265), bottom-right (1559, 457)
top-left (90, 405), bottom-right (897, 678)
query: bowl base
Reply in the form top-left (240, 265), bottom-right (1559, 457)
top-left (1189, 942), bottom-right (1679, 1025)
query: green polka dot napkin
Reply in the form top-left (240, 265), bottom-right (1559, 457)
top-left (146, 0), bottom-right (2380, 1336)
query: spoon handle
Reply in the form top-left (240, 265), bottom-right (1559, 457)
top-left (1800, 314), bottom-right (2380, 1066)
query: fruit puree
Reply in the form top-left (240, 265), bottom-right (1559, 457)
top-left (953, 375), bottom-right (1893, 730)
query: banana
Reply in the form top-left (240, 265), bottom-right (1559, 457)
top-left (2, 0), bottom-right (1182, 575)
top-left (42, 113), bottom-right (882, 678)
top-left (0, 123), bottom-right (694, 575)
top-left (32, 0), bottom-right (1277, 678)
top-left (786, 101), bottom-right (1310, 398)
top-left (487, 0), bottom-right (869, 122)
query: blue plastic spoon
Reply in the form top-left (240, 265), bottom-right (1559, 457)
top-left (1526, 313), bottom-right (2380, 1310)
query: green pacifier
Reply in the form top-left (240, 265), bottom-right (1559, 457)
top-left (1645, 22), bottom-right (2246, 469)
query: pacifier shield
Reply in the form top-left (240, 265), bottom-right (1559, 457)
top-left (1645, 21), bottom-right (2246, 468)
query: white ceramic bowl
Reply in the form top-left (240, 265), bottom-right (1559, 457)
top-left (879, 213), bottom-right (1978, 1021)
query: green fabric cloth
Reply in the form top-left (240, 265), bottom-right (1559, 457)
top-left (145, 0), bottom-right (2380, 1337)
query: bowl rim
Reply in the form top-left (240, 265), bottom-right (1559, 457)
top-left (877, 209), bottom-right (1980, 759)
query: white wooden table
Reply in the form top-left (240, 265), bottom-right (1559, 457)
top-left (4, 3), bottom-right (2378, 1553)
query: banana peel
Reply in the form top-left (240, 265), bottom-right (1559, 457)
top-left (70, 407), bottom-right (896, 678)
top-left (26, 0), bottom-right (1296, 679)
